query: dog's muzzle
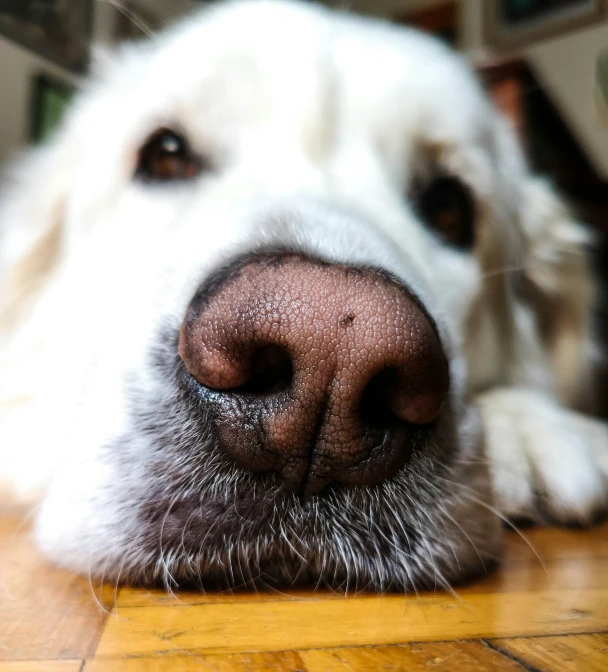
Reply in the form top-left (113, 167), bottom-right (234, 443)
top-left (179, 253), bottom-right (448, 496)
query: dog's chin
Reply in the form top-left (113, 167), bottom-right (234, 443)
top-left (34, 426), bottom-right (502, 592)
top-left (88, 456), bottom-right (499, 592)
top-left (128, 473), bottom-right (500, 593)
top-left (34, 333), bottom-right (502, 593)
top-left (86, 419), bottom-right (501, 592)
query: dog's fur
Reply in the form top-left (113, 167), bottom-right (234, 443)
top-left (1, 0), bottom-right (607, 591)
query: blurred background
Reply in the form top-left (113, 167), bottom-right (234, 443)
top-left (0, 0), bottom-right (607, 236)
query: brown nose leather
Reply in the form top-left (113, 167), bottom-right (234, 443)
top-left (179, 254), bottom-right (448, 496)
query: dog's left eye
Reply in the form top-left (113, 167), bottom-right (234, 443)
top-left (136, 128), bottom-right (203, 182)
top-left (416, 176), bottom-right (475, 250)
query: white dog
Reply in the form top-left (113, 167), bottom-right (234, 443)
top-left (1, 0), bottom-right (606, 591)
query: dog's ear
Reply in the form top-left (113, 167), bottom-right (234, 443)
top-left (516, 177), bottom-right (597, 411)
top-left (472, 77), bottom-right (598, 412)
top-left (0, 133), bottom-right (77, 332)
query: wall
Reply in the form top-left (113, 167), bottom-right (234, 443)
top-left (0, 37), bottom-right (74, 166)
top-left (456, 0), bottom-right (608, 177)
top-left (525, 22), bottom-right (608, 178)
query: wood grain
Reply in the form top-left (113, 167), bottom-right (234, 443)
top-left (84, 652), bottom-right (307, 671)
top-left (96, 588), bottom-right (608, 657)
top-left (491, 634), bottom-right (608, 672)
top-left (0, 518), bottom-right (112, 661)
top-left (84, 642), bottom-right (525, 671)
top-left (300, 642), bottom-right (525, 671)
top-left (0, 663), bottom-right (82, 672)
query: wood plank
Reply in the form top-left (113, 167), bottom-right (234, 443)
top-left (0, 518), bottom-right (114, 661)
top-left (491, 634), bottom-right (608, 672)
top-left (85, 651), bottom-right (306, 671)
top-left (115, 586), bottom-right (352, 608)
top-left (300, 641), bottom-right (524, 671)
top-left (85, 642), bottom-right (522, 671)
top-left (0, 662), bottom-right (82, 672)
top-left (95, 588), bottom-right (608, 657)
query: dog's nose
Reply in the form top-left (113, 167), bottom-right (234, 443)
top-left (179, 254), bottom-right (448, 496)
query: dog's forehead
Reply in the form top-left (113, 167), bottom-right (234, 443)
top-left (119, 1), bottom-right (489, 151)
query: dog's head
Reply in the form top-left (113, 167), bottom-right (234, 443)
top-left (0, 0), bottom-right (595, 590)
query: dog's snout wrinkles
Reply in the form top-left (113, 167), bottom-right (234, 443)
top-left (179, 255), bottom-right (448, 496)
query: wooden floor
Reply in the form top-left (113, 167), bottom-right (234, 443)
top-left (0, 516), bottom-right (606, 671)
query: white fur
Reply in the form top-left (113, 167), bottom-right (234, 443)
top-left (0, 0), bottom-right (606, 585)
top-left (480, 388), bottom-right (608, 522)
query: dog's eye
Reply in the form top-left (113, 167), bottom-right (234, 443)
top-left (416, 176), bottom-right (475, 249)
top-left (136, 128), bottom-right (203, 182)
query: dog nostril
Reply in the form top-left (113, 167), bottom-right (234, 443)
top-left (235, 344), bottom-right (293, 395)
top-left (360, 363), bottom-right (445, 430)
top-left (359, 369), bottom-right (404, 430)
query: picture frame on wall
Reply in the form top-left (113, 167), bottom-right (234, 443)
top-left (30, 74), bottom-right (74, 143)
top-left (0, 0), bottom-right (93, 73)
top-left (485, 0), bottom-right (604, 49)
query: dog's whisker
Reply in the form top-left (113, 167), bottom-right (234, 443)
top-left (158, 487), bottom-right (188, 597)
top-left (87, 548), bottom-right (114, 617)
top-left (96, 0), bottom-right (156, 38)
top-left (480, 254), bottom-right (587, 281)
top-left (436, 475), bottom-right (548, 575)
top-left (111, 536), bottom-right (143, 615)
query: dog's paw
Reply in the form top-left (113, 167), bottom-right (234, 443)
top-left (477, 388), bottom-right (608, 525)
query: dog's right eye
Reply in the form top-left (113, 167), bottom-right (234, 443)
top-left (414, 176), bottom-right (476, 250)
top-left (136, 128), bottom-right (204, 182)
